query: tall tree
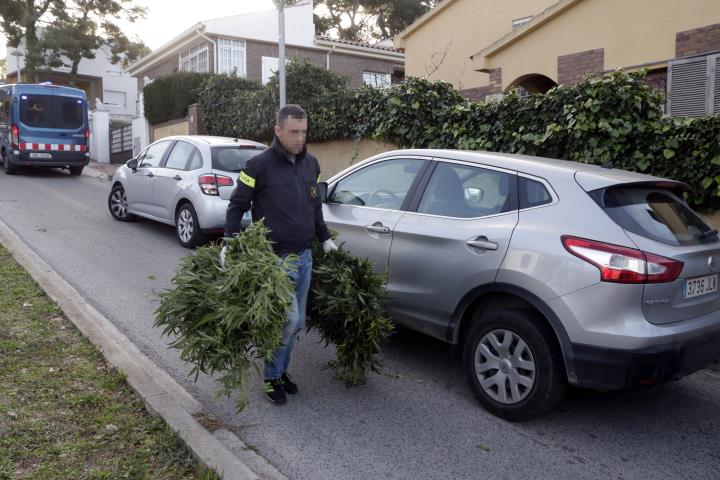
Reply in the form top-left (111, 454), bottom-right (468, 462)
top-left (42, 0), bottom-right (149, 85)
top-left (0, 0), bottom-right (59, 83)
top-left (364, 0), bottom-right (439, 40)
top-left (314, 0), bottom-right (440, 42)
top-left (0, 58), bottom-right (7, 80)
top-left (314, 1), bottom-right (373, 42)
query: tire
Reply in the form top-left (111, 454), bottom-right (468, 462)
top-left (108, 184), bottom-right (137, 222)
top-left (2, 150), bottom-right (17, 175)
top-left (175, 203), bottom-right (206, 248)
top-left (69, 166), bottom-right (84, 176)
top-left (463, 308), bottom-right (567, 421)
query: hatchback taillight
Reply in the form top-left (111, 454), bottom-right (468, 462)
top-left (11, 124), bottom-right (19, 147)
top-left (198, 174), bottom-right (234, 195)
top-left (561, 236), bottom-right (683, 284)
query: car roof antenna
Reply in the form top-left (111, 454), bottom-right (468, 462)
top-left (602, 161), bottom-right (614, 169)
top-left (233, 126), bottom-right (239, 143)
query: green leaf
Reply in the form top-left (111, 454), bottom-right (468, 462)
top-left (663, 149), bottom-right (675, 159)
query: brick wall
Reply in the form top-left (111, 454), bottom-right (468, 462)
top-left (557, 48), bottom-right (604, 85)
top-left (187, 103), bottom-right (205, 135)
top-left (135, 39), bottom-right (214, 92)
top-left (460, 68), bottom-right (502, 101)
top-left (328, 52), bottom-right (395, 88)
top-left (676, 23), bottom-right (720, 58)
top-left (246, 39), bottom-right (397, 88)
top-left (246, 40), bottom-right (326, 83)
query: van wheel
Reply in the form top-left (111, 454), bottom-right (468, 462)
top-left (175, 203), bottom-right (206, 248)
top-left (69, 166), bottom-right (84, 176)
top-left (463, 309), bottom-right (566, 421)
top-left (108, 184), bottom-right (137, 222)
top-left (2, 151), bottom-right (17, 175)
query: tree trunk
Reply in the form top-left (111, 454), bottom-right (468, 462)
top-left (24, 21), bottom-right (40, 83)
top-left (69, 58), bottom-right (81, 86)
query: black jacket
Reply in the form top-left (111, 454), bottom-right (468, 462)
top-left (224, 137), bottom-right (331, 254)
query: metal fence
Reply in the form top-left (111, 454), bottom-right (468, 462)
top-left (110, 124), bottom-right (133, 163)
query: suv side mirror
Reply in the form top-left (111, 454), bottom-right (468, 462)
top-left (317, 182), bottom-right (329, 203)
top-left (127, 158), bottom-right (138, 171)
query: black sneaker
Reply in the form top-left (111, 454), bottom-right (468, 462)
top-left (264, 379), bottom-right (287, 404)
top-left (280, 372), bottom-right (298, 395)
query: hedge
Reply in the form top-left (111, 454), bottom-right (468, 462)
top-left (143, 71), bottom-right (215, 125)
top-left (198, 65), bottom-right (720, 210)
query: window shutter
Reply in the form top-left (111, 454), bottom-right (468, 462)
top-left (668, 57), bottom-right (709, 117)
top-left (714, 55), bottom-right (720, 114)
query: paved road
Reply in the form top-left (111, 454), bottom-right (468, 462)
top-left (1, 167), bottom-right (719, 480)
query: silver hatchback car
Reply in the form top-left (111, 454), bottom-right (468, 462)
top-left (108, 136), bottom-right (264, 247)
top-left (319, 149), bottom-right (720, 420)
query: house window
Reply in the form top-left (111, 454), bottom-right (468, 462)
top-left (218, 38), bottom-right (246, 76)
top-left (363, 71), bottom-right (392, 88)
top-left (512, 16), bottom-right (533, 29)
top-left (261, 56), bottom-right (289, 85)
top-left (103, 90), bottom-right (127, 108)
top-left (179, 44), bottom-right (209, 73)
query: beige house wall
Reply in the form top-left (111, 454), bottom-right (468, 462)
top-left (479, 0), bottom-right (720, 91)
top-left (151, 119), bottom-right (189, 142)
top-left (398, 0), bottom-right (555, 90)
top-left (308, 139), bottom-right (397, 178)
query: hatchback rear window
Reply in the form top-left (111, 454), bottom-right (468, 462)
top-left (211, 146), bottom-right (264, 172)
top-left (19, 94), bottom-right (84, 129)
top-left (599, 186), bottom-right (717, 246)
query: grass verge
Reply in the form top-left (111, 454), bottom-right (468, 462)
top-left (0, 245), bottom-right (220, 479)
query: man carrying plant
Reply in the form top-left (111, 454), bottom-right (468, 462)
top-left (224, 104), bottom-right (338, 405)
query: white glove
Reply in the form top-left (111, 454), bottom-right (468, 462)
top-left (220, 245), bottom-right (228, 266)
top-left (322, 239), bottom-right (338, 253)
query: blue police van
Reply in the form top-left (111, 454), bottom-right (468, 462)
top-left (0, 83), bottom-right (90, 175)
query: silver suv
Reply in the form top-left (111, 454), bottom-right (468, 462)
top-left (319, 149), bottom-right (720, 420)
top-left (108, 136), bottom-right (264, 247)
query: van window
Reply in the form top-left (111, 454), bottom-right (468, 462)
top-left (0, 89), bottom-right (9, 122)
top-left (56, 96), bottom-right (84, 129)
top-left (19, 93), bottom-right (85, 129)
top-left (20, 94), bottom-right (54, 128)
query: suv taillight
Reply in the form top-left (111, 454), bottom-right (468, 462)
top-left (85, 128), bottom-right (90, 144)
top-left (561, 236), bottom-right (683, 284)
top-left (11, 124), bottom-right (19, 147)
top-left (198, 174), bottom-right (234, 195)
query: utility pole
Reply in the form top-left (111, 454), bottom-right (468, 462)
top-left (273, 0), bottom-right (289, 107)
top-left (11, 50), bottom-right (24, 83)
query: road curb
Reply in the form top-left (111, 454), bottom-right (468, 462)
top-left (0, 218), bottom-right (283, 480)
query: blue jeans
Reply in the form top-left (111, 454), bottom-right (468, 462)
top-left (264, 248), bottom-right (312, 380)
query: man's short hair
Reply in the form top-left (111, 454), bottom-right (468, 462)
top-left (277, 104), bottom-right (307, 127)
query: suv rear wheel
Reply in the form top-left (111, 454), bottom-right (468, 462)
top-left (463, 309), bottom-right (566, 421)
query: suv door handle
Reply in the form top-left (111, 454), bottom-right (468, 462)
top-left (365, 224), bottom-right (390, 235)
top-left (466, 239), bottom-right (498, 251)
top-left (173, 175), bottom-right (182, 180)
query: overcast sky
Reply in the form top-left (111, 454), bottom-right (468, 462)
top-left (1, 0), bottom-right (279, 59)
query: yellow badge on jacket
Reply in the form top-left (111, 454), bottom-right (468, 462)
top-left (239, 171), bottom-right (255, 188)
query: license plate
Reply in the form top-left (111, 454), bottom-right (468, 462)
top-left (29, 152), bottom-right (52, 159)
top-left (684, 274), bottom-right (718, 299)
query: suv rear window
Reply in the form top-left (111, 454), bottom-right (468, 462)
top-left (211, 146), bottom-right (264, 172)
top-left (19, 94), bottom-right (84, 129)
top-left (599, 186), bottom-right (717, 246)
